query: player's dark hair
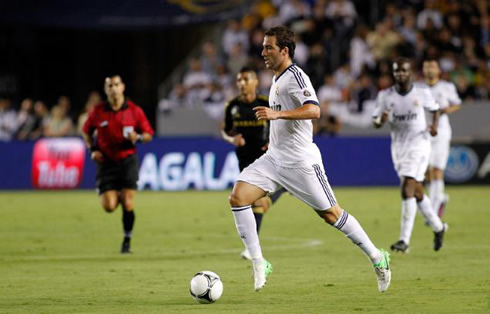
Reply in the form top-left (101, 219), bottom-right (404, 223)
top-left (264, 26), bottom-right (295, 59)
top-left (423, 58), bottom-right (440, 66)
top-left (239, 66), bottom-right (257, 74)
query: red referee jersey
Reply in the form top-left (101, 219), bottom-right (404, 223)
top-left (83, 99), bottom-right (154, 161)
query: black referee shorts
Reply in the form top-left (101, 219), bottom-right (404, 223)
top-left (96, 154), bottom-right (139, 194)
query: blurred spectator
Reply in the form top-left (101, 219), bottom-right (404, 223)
top-left (77, 91), bottom-right (101, 135)
top-left (200, 41), bottom-right (224, 78)
top-left (350, 24), bottom-right (375, 78)
top-left (325, 0), bottom-right (357, 35)
top-left (333, 63), bottom-right (354, 90)
top-left (43, 105), bottom-right (74, 137)
top-left (293, 34), bottom-right (309, 67)
top-left (182, 58), bottom-right (212, 106)
top-left (385, 3), bottom-right (403, 28)
top-left (57, 95), bottom-right (75, 122)
top-left (314, 106), bottom-right (342, 136)
top-left (249, 28), bottom-right (266, 57)
top-left (318, 74), bottom-right (343, 104)
top-left (306, 43), bottom-right (328, 88)
top-left (398, 10), bottom-right (418, 45)
top-left (15, 98), bottom-right (36, 140)
top-left (0, 97), bottom-right (18, 141)
top-left (417, 0), bottom-right (443, 29)
top-left (279, 0), bottom-right (311, 24)
top-left (29, 100), bottom-right (49, 140)
top-left (351, 74), bottom-right (376, 113)
top-left (222, 20), bottom-right (249, 57)
top-left (227, 43), bottom-right (249, 77)
top-left (367, 19), bottom-right (401, 61)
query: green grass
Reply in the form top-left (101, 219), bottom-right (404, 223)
top-left (0, 187), bottom-right (489, 313)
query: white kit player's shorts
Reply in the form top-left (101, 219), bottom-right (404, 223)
top-left (392, 148), bottom-right (430, 182)
top-left (429, 135), bottom-right (450, 170)
top-left (237, 154), bottom-right (337, 211)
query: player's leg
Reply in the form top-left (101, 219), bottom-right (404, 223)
top-left (429, 136), bottom-right (450, 217)
top-left (96, 160), bottom-right (120, 212)
top-left (391, 176), bottom-right (417, 252)
top-left (229, 181), bottom-right (272, 291)
top-left (117, 154), bottom-right (139, 254)
top-left (430, 167), bottom-right (446, 216)
top-left (279, 163), bottom-right (390, 292)
top-left (100, 190), bottom-right (119, 212)
top-left (414, 183), bottom-right (447, 251)
top-left (230, 155), bottom-right (278, 291)
top-left (120, 189), bottom-right (136, 254)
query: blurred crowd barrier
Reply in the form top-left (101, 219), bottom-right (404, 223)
top-left (1, 136), bottom-right (489, 190)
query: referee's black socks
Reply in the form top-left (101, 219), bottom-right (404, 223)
top-left (122, 209), bottom-right (135, 239)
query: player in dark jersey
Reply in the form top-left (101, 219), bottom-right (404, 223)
top-left (222, 66), bottom-right (285, 260)
top-left (82, 75), bottom-right (154, 254)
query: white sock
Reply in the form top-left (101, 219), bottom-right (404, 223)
top-left (400, 198), bottom-right (417, 244)
top-left (231, 205), bottom-right (263, 260)
top-left (417, 195), bottom-right (443, 232)
top-left (430, 180), bottom-right (444, 214)
top-left (334, 210), bottom-right (382, 264)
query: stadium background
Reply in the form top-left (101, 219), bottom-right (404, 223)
top-left (0, 0), bottom-right (488, 188)
top-left (1, 2), bottom-right (489, 313)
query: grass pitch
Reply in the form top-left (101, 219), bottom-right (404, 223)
top-left (0, 187), bottom-right (488, 313)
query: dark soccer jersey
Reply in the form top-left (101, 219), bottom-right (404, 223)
top-left (223, 95), bottom-right (269, 162)
top-left (83, 99), bottom-right (154, 162)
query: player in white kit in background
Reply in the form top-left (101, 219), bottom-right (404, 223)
top-left (373, 58), bottom-right (447, 253)
top-left (421, 59), bottom-right (461, 218)
top-left (229, 26), bottom-right (391, 293)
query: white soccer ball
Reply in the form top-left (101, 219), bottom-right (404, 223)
top-left (189, 270), bottom-right (223, 304)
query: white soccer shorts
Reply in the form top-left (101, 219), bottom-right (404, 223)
top-left (392, 148), bottom-right (430, 182)
top-left (429, 135), bottom-right (450, 170)
top-left (236, 154), bottom-right (337, 211)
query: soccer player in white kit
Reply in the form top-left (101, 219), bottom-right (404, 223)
top-left (229, 26), bottom-right (391, 293)
top-left (422, 59), bottom-right (461, 218)
top-left (373, 58), bottom-right (447, 253)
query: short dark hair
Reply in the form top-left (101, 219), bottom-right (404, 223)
top-left (423, 58), bottom-right (440, 66)
top-left (239, 66), bottom-right (257, 74)
top-left (264, 26), bottom-right (295, 59)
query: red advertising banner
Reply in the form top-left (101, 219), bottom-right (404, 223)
top-left (31, 138), bottom-right (86, 189)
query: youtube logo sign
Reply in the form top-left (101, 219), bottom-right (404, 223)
top-left (32, 138), bottom-right (86, 189)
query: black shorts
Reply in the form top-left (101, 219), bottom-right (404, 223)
top-left (96, 154), bottom-right (139, 194)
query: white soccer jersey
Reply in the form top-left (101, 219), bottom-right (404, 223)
top-left (266, 64), bottom-right (321, 166)
top-left (423, 80), bottom-right (461, 138)
top-left (373, 85), bottom-right (439, 152)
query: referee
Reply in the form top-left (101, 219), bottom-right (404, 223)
top-left (222, 66), bottom-right (284, 260)
top-left (82, 75), bottom-right (154, 253)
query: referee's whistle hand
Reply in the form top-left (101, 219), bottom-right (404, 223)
top-left (91, 151), bottom-right (104, 163)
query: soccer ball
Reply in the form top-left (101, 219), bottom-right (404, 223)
top-left (189, 271), bottom-right (223, 304)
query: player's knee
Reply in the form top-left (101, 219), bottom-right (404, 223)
top-left (102, 204), bottom-right (117, 213)
top-left (121, 199), bottom-right (134, 211)
top-left (318, 204), bottom-right (342, 225)
top-left (401, 184), bottom-right (415, 199)
top-left (229, 191), bottom-right (245, 207)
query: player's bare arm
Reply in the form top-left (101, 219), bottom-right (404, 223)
top-left (442, 105), bottom-right (461, 115)
top-left (220, 130), bottom-right (246, 147)
top-left (373, 112), bottom-right (388, 128)
top-left (254, 103), bottom-right (320, 121)
top-left (82, 132), bottom-right (104, 163)
top-left (429, 109), bottom-right (440, 137)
